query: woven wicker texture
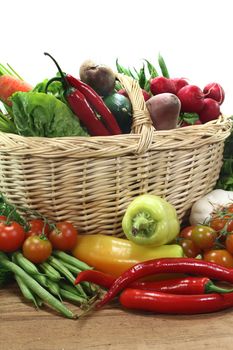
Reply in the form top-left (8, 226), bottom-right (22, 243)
top-left (0, 73), bottom-right (232, 235)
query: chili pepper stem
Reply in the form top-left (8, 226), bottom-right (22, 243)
top-left (206, 281), bottom-right (233, 294)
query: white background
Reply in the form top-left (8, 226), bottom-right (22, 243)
top-left (1, 0), bottom-right (232, 114)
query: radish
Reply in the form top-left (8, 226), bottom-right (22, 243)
top-left (198, 98), bottom-right (221, 123)
top-left (203, 82), bottom-right (225, 105)
top-left (0, 75), bottom-right (32, 106)
top-left (150, 76), bottom-right (176, 95)
top-left (177, 85), bottom-right (205, 113)
top-left (118, 88), bottom-right (151, 101)
top-left (171, 78), bottom-right (189, 93)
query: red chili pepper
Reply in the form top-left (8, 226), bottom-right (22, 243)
top-left (66, 75), bottom-right (122, 135)
top-left (66, 89), bottom-right (110, 136)
top-left (75, 269), bottom-right (233, 294)
top-left (95, 257), bottom-right (233, 309)
top-left (119, 289), bottom-right (233, 315)
top-left (75, 270), bottom-right (115, 289)
top-left (44, 52), bottom-right (110, 136)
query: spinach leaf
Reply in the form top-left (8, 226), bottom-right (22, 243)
top-left (11, 91), bottom-right (89, 137)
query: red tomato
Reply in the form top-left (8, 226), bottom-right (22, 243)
top-left (179, 238), bottom-right (201, 258)
top-left (190, 225), bottom-right (217, 250)
top-left (210, 215), bottom-right (233, 233)
top-left (204, 249), bottom-right (233, 268)
top-left (179, 226), bottom-right (195, 239)
top-left (48, 221), bottom-right (78, 251)
top-left (225, 234), bottom-right (233, 255)
top-left (25, 219), bottom-right (50, 238)
top-left (0, 221), bottom-right (25, 252)
top-left (22, 235), bottom-right (52, 263)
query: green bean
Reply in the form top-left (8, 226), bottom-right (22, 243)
top-left (47, 256), bottom-right (87, 298)
top-left (31, 272), bottom-right (48, 288)
top-left (46, 279), bottom-right (62, 301)
top-left (12, 252), bottom-right (41, 276)
top-left (34, 295), bottom-right (44, 308)
top-left (0, 252), bottom-right (76, 319)
top-left (12, 254), bottom-right (39, 309)
top-left (14, 274), bottom-right (39, 309)
top-left (60, 289), bottom-right (87, 305)
top-left (59, 280), bottom-right (84, 296)
top-left (13, 252), bottom-right (48, 287)
top-left (52, 251), bottom-right (92, 271)
top-left (61, 261), bottom-right (81, 275)
top-left (61, 261), bottom-right (96, 295)
top-left (39, 262), bottom-right (62, 282)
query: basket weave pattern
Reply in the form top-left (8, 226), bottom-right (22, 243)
top-left (0, 73), bottom-right (231, 235)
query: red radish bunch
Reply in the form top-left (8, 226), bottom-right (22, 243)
top-left (177, 85), bottom-right (205, 113)
top-left (198, 98), bottom-right (221, 123)
top-left (149, 75), bottom-right (225, 125)
top-left (203, 82), bottom-right (225, 105)
top-left (172, 78), bottom-right (189, 93)
top-left (150, 76), bottom-right (176, 95)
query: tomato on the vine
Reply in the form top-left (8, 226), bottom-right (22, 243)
top-left (210, 215), bottom-right (233, 233)
top-left (190, 225), bottom-right (217, 250)
top-left (0, 221), bottom-right (25, 253)
top-left (179, 238), bottom-right (201, 258)
top-left (25, 219), bottom-right (50, 238)
top-left (225, 233), bottom-right (233, 255)
top-left (179, 226), bottom-right (195, 240)
top-left (226, 204), bottom-right (233, 213)
top-left (203, 249), bottom-right (233, 268)
top-left (22, 235), bottom-right (52, 263)
top-left (48, 221), bottom-right (78, 251)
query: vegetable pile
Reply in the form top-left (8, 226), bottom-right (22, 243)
top-left (0, 52), bottom-right (226, 138)
top-left (2, 191), bottom-right (233, 317)
top-left (0, 52), bottom-right (232, 318)
top-left (0, 195), bottom-right (100, 318)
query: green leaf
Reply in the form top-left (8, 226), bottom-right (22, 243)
top-left (144, 59), bottom-right (159, 78)
top-left (179, 112), bottom-right (199, 125)
top-left (138, 64), bottom-right (146, 89)
top-left (158, 53), bottom-right (170, 78)
top-left (11, 92), bottom-right (89, 137)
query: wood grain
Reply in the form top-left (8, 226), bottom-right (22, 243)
top-left (1, 283), bottom-right (233, 350)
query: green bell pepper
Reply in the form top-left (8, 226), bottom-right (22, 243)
top-left (122, 194), bottom-right (180, 246)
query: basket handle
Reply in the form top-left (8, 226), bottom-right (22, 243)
top-left (116, 73), bottom-right (154, 154)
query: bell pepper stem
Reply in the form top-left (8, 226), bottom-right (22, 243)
top-left (132, 212), bottom-right (155, 236)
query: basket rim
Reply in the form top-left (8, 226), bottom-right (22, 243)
top-left (0, 114), bottom-right (231, 159)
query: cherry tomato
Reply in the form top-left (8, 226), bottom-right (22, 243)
top-left (210, 215), bottom-right (233, 233)
top-left (22, 235), bottom-right (52, 263)
top-left (0, 221), bottom-right (26, 252)
top-left (226, 204), bottom-right (233, 213)
top-left (179, 238), bottom-right (201, 258)
top-left (25, 219), bottom-right (50, 238)
top-left (204, 249), bottom-right (233, 268)
top-left (179, 226), bottom-right (195, 239)
top-left (48, 221), bottom-right (78, 251)
top-left (190, 225), bottom-right (217, 250)
top-left (225, 233), bottom-right (233, 255)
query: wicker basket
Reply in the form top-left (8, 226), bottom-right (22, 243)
top-left (0, 73), bottom-right (231, 235)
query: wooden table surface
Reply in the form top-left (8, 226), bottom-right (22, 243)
top-left (1, 283), bottom-right (233, 350)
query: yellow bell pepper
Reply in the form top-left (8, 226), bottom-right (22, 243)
top-left (122, 194), bottom-right (180, 246)
top-left (72, 234), bottom-right (184, 277)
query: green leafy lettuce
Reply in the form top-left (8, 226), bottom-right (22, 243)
top-left (11, 91), bottom-right (89, 137)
